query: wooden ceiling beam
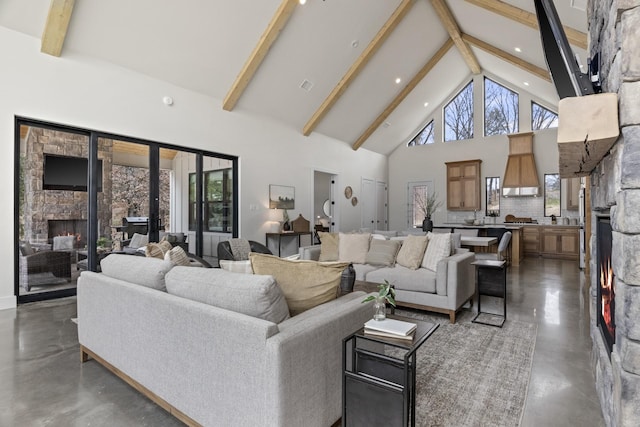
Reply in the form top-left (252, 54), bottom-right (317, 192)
top-left (302, 0), bottom-right (415, 136)
top-left (223, 0), bottom-right (298, 111)
top-left (461, 33), bottom-right (551, 82)
top-left (464, 0), bottom-right (587, 50)
top-left (41, 0), bottom-right (76, 57)
top-left (352, 38), bottom-right (455, 150)
top-left (430, 0), bottom-right (481, 74)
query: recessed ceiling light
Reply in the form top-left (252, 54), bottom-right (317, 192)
top-left (382, 122), bottom-right (391, 128)
top-left (524, 81), bottom-right (530, 86)
top-left (299, 0), bottom-right (306, 4)
top-left (395, 77), bottom-right (401, 84)
top-left (423, 102), bottom-right (429, 107)
top-left (514, 47), bottom-right (522, 53)
top-left (351, 40), bottom-right (359, 48)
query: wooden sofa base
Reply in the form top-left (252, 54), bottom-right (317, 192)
top-left (396, 296), bottom-right (473, 324)
top-left (80, 345), bottom-right (201, 427)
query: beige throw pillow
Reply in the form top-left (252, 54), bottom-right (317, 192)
top-left (250, 253), bottom-right (347, 315)
top-left (395, 235), bottom-right (428, 270)
top-left (338, 232), bottom-right (371, 264)
top-left (164, 246), bottom-right (191, 266)
top-left (365, 239), bottom-right (402, 267)
top-left (145, 240), bottom-right (172, 259)
top-left (422, 232), bottom-right (452, 271)
top-left (318, 231), bottom-right (339, 261)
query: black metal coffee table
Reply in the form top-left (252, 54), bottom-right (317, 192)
top-left (342, 315), bottom-right (438, 427)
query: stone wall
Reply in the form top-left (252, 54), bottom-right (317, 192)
top-left (22, 128), bottom-right (113, 244)
top-left (588, 1), bottom-right (640, 426)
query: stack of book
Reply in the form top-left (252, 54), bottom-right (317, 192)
top-left (364, 318), bottom-right (417, 340)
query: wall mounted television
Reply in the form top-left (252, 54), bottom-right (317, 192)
top-left (534, 0), bottom-right (595, 99)
top-left (42, 154), bottom-right (103, 192)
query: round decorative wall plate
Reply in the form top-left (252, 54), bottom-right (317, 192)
top-left (344, 186), bottom-right (353, 199)
top-left (351, 196), bottom-right (358, 206)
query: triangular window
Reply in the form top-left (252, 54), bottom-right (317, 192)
top-left (407, 120), bottom-right (434, 146)
top-left (532, 101), bottom-right (558, 130)
top-left (484, 78), bottom-right (519, 136)
top-left (444, 81), bottom-right (474, 142)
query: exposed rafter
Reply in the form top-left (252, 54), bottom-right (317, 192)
top-left (41, 0), bottom-right (75, 57)
top-left (430, 0), bottom-right (481, 74)
top-left (352, 38), bottom-right (455, 151)
top-left (462, 33), bottom-right (551, 82)
top-left (223, 0), bottom-right (298, 111)
top-left (464, 0), bottom-right (587, 50)
top-left (302, 0), bottom-right (415, 136)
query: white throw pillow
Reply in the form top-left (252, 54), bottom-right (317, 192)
top-left (395, 235), bottom-right (428, 270)
top-left (338, 232), bottom-right (371, 264)
top-left (422, 232), bottom-right (453, 271)
top-left (219, 260), bottom-right (254, 274)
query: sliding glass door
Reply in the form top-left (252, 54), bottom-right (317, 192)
top-left (15, 118), bottom-right (238, 303)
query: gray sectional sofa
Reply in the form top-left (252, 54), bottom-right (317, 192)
top-left (300, 232), bottom-right (475, 323)
top-left (77, 254), bottom-right (372, 427)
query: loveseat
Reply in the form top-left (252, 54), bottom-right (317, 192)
top-left (299, 231), bottom-right (475, 323)
top-left (77, 254), bottom-right (372, 426)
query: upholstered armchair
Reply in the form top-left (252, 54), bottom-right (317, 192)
top-left (19, 242), bottom-right (72, 292)
top-left (217, 239), bottom-right (272, 262)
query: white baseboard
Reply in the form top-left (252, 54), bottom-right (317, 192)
top-left (0, 295), bottom-right (17, 311)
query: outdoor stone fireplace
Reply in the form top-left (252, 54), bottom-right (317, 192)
top-left (588, 2), bottom-right (640, 426)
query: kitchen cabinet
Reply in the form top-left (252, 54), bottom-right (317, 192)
top-left (523, 226), bottom-right (540, 256)
top-left (541, 226), bottom-right (579, 260)
top-left (566, 177), bottom-right (581, 210)
top-left (446, 159), bottom-right (481, 211)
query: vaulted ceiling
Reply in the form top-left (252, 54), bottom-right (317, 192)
top-left (0, 0), bottom-right (589, 155)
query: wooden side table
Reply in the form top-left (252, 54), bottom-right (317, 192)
top-left (471, 260), bottom-right (507, 327)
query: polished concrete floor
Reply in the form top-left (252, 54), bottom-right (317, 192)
top-left (0, 257), bottom-right (605, 426)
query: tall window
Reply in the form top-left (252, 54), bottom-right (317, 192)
top-left (407, 181), bottom-right (434, 228)
top-left (544, 173), bottom-right (561, 217)
top-left (189, 168), bottom-right (233, 232)
top-left (484, 78), bottom-right (519, 136)
top-left (444, 81), bottom-right (474, 142)
top-left (532, 101), bottom-right (558, 130)
top-left (407, 120), bottom-right (434, 146)
top-left (486, 177), bottom-right (500, 217)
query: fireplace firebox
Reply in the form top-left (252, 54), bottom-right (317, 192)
top-left (597, 217), bottom-right (615, 356)
top-left (48, 219), bottom-right (87, 249)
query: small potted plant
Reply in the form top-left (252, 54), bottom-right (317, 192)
top-left (362, 280), bottom-right (396, 321)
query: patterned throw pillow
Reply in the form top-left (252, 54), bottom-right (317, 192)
top-left (145, 240), bottom-right (172, 259)
top-left (422, 232), bottom-right (453, 271)
top-left (164, 246), bottom-right (191, 266)
top-left (395, 235), bottom-right (429, 270)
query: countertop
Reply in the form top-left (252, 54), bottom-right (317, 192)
top-left (435, 223), bottom-right (583, 229)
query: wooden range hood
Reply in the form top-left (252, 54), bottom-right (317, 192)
top-left (502, 132), bottom-right (540, 197)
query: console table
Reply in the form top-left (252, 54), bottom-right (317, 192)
top-left (265, 231), bottom-right (312, 257)
top-left (342, 315), bottom-right (439, 426)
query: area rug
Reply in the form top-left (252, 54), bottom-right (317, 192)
top-left (394, 309), bottom-right (537, 427)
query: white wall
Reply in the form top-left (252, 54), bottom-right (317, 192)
top-left (388, 73), bottom-right (569, 231)
top-left (0, 28), bottom-right (386, 309)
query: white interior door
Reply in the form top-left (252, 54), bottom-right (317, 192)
top-left (376, 181), bottom-right (388, 231)
top-left (361, 178), bottom-right (376, 231)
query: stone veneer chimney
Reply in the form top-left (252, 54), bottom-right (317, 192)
top-left (588, 2), bottom-right (640, 426)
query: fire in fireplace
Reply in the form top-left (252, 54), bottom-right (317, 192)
top-left (48, 219), bottom-right (87, 249)
top-left (597, 217), bottom-right (615, 355)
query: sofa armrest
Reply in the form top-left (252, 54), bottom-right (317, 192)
top-left (298, 245), bottom-right (321, 261)
top-left (436, 251), bottom-right (475, 306)
top-left (266, 292), bottom-right (373, 426)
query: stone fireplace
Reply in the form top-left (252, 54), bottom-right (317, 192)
top-left (588, 2), bottom-right (640, 426)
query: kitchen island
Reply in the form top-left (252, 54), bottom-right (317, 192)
top-left (434, 223), bottom-right (582, 265)
top-left (433, 223), bottom-right (524, 266)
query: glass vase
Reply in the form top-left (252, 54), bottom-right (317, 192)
top-left (373, 296), bottom-right (387, 321)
